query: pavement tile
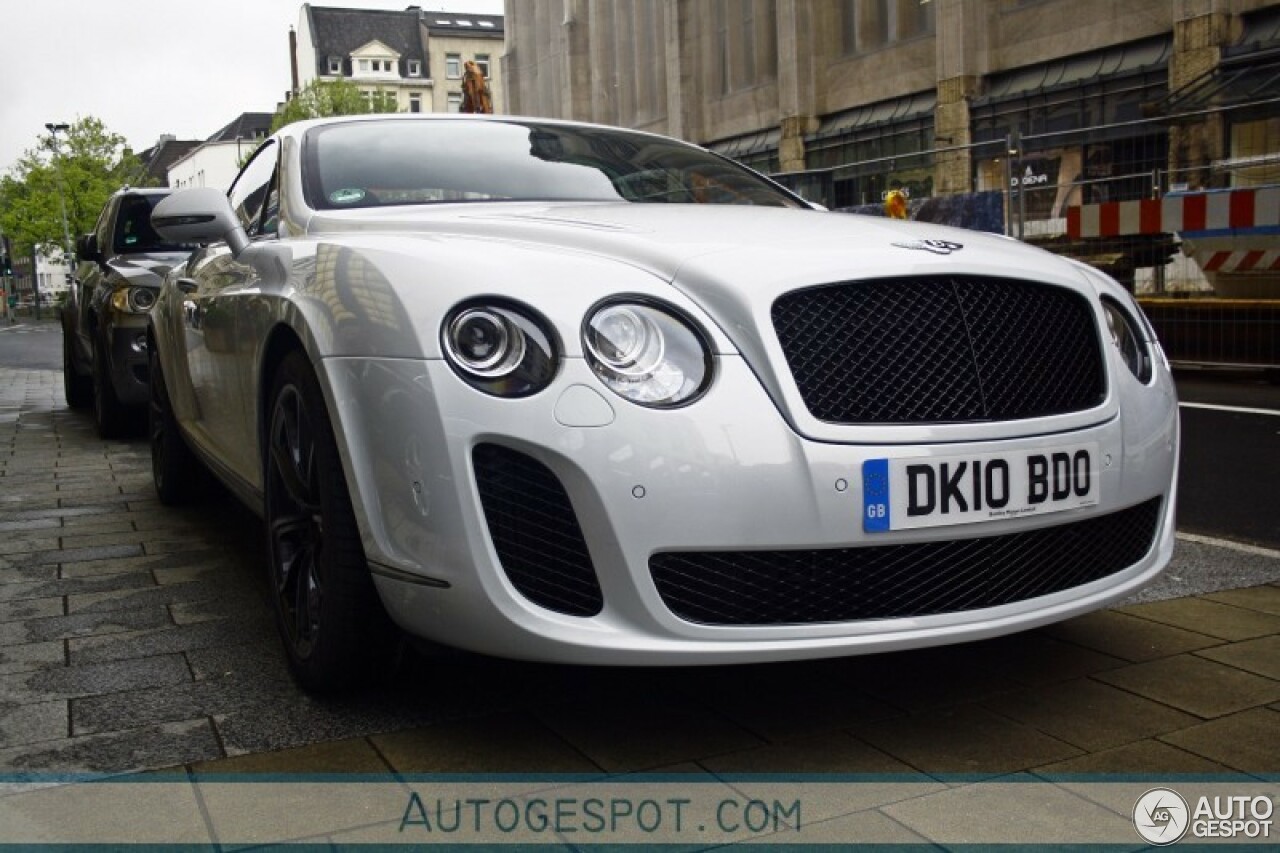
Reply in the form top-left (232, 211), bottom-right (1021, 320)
top-left (0, 718), bottom-right (223, 773)
top-left (987, 678), bottom-right (1199, 752)
top-left (55, 531), bottom-right (150, 552)
top-left (769, 809), bottom-right (930, 845)
top-left (0, 597), bottom-right (64, 623)
top-left (0, 606), bottom-right (171, 646)
top-left (68, 618), bottom-right (274, 666)
top-left (882, 778), bottom-right (1133, 844)
top-left (1119, 597), bottom-right (1280, 641)
top-left (0, 518), bottom-right (60, 534)
top-left (1096, 654), bottom-right (1280, 719)
top-left (189, 737), bottom-right (392, 774)
top-left (66, 580), bottom-right (256, 615)
top-left (0, 572), bottom-right (155, 605)
top-left (1034, 739), bottom-right (1232, 775)
top-left (1043, 610), bottom-right (1223, 662)
top-left (0, 653), bottom-right (190, 705)
top-left (0, 641), bottom-right (65, 675)
top-left (0, 700), bottom-right (68, 749)
top-left (71, 671), bottom-right (296, 736)
top-left (854, 646), bottom-right (1025, 711)
top-left (1159, 707), bottom-right (1280, 773)
top-left (24, 543), bottom-right (143, 566)
top-left (373, 713), bottom-right (600, 773)
top-left (59, 549), bottom-right (235, 579)
top-left (0, 538), bottom-right (60, 558)
top-left (856, 706), bottom-right (1083, 777)
top-left (181, 633), bottom-right (290, 681)
top-left (535, 698), bottom-right (764, 774)
top-left (680, 659), bottom-right (899, 743)
top-left (1203, 585), bottom-right (1280, 616)
top-left (701, 731), bottom-right (916, 775)
top-left (964, 631), bottom-right (1130, 686)
top-left (1196, 635), bottom-right (1280, 680)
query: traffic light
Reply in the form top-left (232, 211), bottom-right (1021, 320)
top-left (0, 235), bottom-right (12, 276)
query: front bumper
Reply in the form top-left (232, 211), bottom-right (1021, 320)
top-left (322, 354), bottom-right (1179, 665)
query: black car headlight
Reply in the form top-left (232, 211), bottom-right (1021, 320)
top-left (110, 286), bottom-right (157, 314)
top-left (583, 301), bottom-right (713, 407)
top-left (1101, 297), bottom-right (1152, 384)
top-left (442, 301), bottom-right (558, 397)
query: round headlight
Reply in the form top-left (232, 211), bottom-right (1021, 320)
top-left (442, 302), bottom-right (558, 397)
top-left (583, 301), bottom-right (712, 407)
top-left (1101, 298), bottom-right (1152, 384)
top-left (446, 308), bottom-right (525, 377)
top-left (128, 287), bottom-right (157, 312)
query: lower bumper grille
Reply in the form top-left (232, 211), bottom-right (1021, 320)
top-left (650, 498), bottom-right (1162, 626)
top-left (473, 443), bottom-right (603, 617)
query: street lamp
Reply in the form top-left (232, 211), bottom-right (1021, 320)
top-left (45, 121), bottom-right (74, 322)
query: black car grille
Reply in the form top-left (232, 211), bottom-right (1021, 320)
top-left (472, 443), bottom-right (603, 617)
top-left (772, 277), bottom-right (1106, 424)
top-left (649, 497), bottom-right (1162, 626)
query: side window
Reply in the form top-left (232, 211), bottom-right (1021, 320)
top-left (227, 141), bottom-right (279, 238)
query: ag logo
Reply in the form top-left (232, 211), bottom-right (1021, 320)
top-left (1133, 788), bottom-right (1190, 845)
top-left (891, 239), bottom-right (964, 255)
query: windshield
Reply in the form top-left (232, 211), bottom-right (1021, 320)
top-left (113, 194), bottom-right (197, 253)
top-left (304, 119), bottom-right (804, 210)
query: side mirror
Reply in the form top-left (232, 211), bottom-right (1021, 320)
top-left (151, 188), bottom-right (249, 256)
top-left (75, 233), bottom-right (100, 263)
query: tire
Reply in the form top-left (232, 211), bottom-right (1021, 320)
top-left (62, 325), bottom-right (92, 410)
top-left (149, 346), bottom-right (205, 505)
top-left (92, 336), bottom-right (131, 439)
top-left (264, 351), bottom-right (397, 693)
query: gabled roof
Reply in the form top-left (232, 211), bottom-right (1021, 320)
top-left (135, 137), bottom-right (202, 187)
top-left (206, 112), bottom-right (274, 143)
top-left (306, 4), bottom-right (427, 70)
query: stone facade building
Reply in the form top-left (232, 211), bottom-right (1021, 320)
top-left (502, 1), bottom-right (1280, 211)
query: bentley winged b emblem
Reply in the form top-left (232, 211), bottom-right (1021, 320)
top-left (892, 239), bottom-right (964, 255)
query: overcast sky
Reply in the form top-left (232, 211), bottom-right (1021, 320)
top-left (0, 0), bottom-right (503, 175)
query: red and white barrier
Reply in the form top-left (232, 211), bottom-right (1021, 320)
top-left (1197, 249), bottom-right (1280, 273)
top-left (1066, 186), bottom-right (1280, 239)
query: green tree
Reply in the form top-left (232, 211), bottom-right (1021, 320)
top-left (0, 117), bottom-right (153, 261)
top-left (271, 78), bottom-right (401, 133)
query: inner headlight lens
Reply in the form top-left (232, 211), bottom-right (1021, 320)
top-left (110, 287), bottom-right (157, 314)
top-left (584, 302), bottom-right (712, 407)
top-left (442, 303), bottom-right (557, 397)
top-left (1101, 298), bottom-right (1152, 383)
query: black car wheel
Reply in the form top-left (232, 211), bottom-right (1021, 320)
top-left (265, 351), bottom-right (397, 693)
top-left (149, 346), bottom-right (204, 505)
top-left (62, 324), bottom-right (92, 410)
top-left (92, 336), bottom-right (131, 438)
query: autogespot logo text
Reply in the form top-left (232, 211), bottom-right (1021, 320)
top-left (1133, 788), bottom-right (1190, 845)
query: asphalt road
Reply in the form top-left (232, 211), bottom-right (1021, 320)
top-left (3, 318), bottom-right (1278, 549)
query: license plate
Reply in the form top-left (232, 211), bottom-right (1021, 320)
top-left (862, 443), bottom-right (1099, 533)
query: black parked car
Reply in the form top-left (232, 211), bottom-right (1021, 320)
top-left (63, 187), bottom-right (193, 436)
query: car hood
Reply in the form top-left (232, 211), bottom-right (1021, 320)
top-left (106, 251), bottom-right (192, 287)
top-left (308, 202), bottom-right (1084, 294)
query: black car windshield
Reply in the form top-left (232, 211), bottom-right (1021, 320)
top-left (304, 119), bottom-right (804, 210)
top-left (113, 195), bottom-right (197, 253)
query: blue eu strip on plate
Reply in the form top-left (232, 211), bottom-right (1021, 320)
top-left (862, 458), bottom-right (891, 533)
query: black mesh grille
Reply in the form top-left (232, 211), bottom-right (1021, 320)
top-left (650, 498), bottom-right (1162, 626)
top-left (772, 277), bottom-right (1106, 424)
top-left (473, 443), bottom-right (603, 617)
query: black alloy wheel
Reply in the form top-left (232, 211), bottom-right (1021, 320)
top-left (62, 325), bottom-right (92, 409)
top-left (92, 335), bottom-right (131, 438)
top-left (149, 345), bottom-right (204, 505)
top-left (264, 351), bottom-right (397, 692)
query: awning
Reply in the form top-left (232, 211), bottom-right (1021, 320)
top-left (812, 91), bottom-right (936, 141)
top-left (709, 128), bottom-right (781, 159)
top-left (1142, 46), bottom-right (1280, 120)
top-left (975, 37), bottom-right (1171, 106)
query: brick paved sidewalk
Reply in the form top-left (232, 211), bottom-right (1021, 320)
top-left (1, 367), bottom-right (1277, 780)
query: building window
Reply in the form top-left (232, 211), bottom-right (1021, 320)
top-left (447, 92), bottom-right (462, 112)
top-left (409, 93), bottom-right (422, 113)
top-left (327, 56), bottom-right (341, 74)
top-left (474, 54), bottom-right (491, 78)
top-left (446, 54), bottom-right (461, 78)
top-left (358, 59), bottom-right (370, 73)
top-left (408, 59), bottom-right (421, 77)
